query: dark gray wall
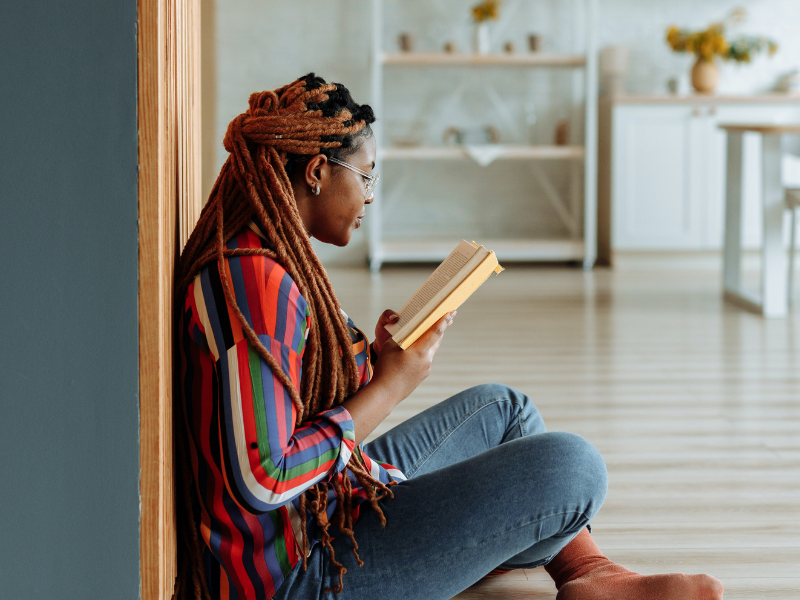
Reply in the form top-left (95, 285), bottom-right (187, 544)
top-left (0, 1), bottom-right (140, 599)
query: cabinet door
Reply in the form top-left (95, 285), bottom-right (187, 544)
top-left (612, 105), bottom-right (706, 249)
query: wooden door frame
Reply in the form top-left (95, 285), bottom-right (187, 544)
top-left (138, 0), bottom-right (201, 598)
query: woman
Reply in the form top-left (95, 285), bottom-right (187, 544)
top-left (175, 74), bottom-right (723, 600)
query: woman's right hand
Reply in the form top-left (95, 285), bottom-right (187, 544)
top-left (372, 310), bottom-right (457, 403)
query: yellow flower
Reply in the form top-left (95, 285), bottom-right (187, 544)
top-left (472, 0), bottom-right (501, 23)
top-left (666, 10), bottom-right (777, 63)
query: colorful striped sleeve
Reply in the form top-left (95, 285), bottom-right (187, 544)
top-left (188, 231), bottom-right (356, 513)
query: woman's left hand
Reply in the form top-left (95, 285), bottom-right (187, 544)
top-left (373, 309), bottom-right (399, 354)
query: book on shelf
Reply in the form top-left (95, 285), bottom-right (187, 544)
top-left (385, 240), bottom-right (504, 349)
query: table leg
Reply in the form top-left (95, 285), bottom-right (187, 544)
top-left (761, 133), bottom-right (788, 318)
top-left (723, 132), bottom-right (743, 294)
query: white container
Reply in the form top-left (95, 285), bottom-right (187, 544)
top-left (473, 22), bottom-right (490, 55)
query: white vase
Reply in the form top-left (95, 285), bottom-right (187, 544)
top-left (473, 22), bottom-right (490, 55)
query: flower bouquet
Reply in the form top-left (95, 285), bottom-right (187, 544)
top-left (666, 9), bottom-right (778, 93)
top-left (471, 0), bottom-right (501, 54)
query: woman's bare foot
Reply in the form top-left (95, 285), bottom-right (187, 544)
top-left (545, 529), bottom-right (724, 600)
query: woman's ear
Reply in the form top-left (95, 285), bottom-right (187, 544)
top-left (304, 154), bottom-right (329, 191)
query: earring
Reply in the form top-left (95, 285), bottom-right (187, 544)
top-left (312, 183), bottom-right (321, 196)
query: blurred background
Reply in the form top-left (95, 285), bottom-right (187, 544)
top-left (201, 0), bottom-right (800, 267)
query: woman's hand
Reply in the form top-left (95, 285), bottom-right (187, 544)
top-left (342, 310), bottom-right (456, 444)
top-left (373, 309), bottom-right (399, 354)
top-left (372, 311), bottom-right (457, 403)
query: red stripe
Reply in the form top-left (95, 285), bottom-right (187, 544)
top-left (288, 349), bottom-right (301, 394)
top-left (239, 509), bottom-right (277, 596)
top-left (279, 506), bottom-right (299, 562)
top-left (264, 265), bottom-right (284, 338)
top-left (283, 283), bottom-right (300, 347)
top-left (240, 253), bottom-right (267, 336)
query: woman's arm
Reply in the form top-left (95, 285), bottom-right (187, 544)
top-left (344, 311), bottom-right (455, 445)
top-left (185, 255), bottom-right (359, 513)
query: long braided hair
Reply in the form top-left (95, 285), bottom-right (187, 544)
top-left (173, 74), bottom-right (394, 599)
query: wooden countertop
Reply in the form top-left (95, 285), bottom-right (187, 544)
top-left (605, 93), bottom-right (800, 105)
top-left (718, 123), bottom-right (800, 134)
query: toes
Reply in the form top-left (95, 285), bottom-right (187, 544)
top-left (701, 574), bottom-right (724, 598)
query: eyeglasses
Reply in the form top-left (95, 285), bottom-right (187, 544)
top-left (328, 156), bottom-right (380, 199)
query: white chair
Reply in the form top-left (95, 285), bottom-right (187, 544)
top-left (787, 188), bottom-right (800, 304)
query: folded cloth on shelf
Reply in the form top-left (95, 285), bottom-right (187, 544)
top-left (465, 144), bottom-right (507, 167)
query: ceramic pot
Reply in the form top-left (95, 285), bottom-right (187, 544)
top-left (473, 22), bottom-right (490, 54)
top-left (691, 58), bottom-right (720, 94)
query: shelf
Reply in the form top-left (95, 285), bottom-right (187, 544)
top-left (369, 0), bottom-right (599, 271)
top-left (606, 93), bottom-right (800, 106)
top-left (381, 52), bottom-right (586, 67)
top-left (382, 145), bottom-right (586, 161)
top-left (378, 238), bottom-right (586, 263)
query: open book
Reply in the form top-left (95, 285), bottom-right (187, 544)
top-left (385, 240), bottom-right (504, 349)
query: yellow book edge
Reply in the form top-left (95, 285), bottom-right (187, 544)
top-left (396, 252), bottom-right (504, 350)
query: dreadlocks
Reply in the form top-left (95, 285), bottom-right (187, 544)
top-left (173, 74), bottom-right (394, 599)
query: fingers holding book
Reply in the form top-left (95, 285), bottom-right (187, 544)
top-left (416, 310), bottom-right (457, 357)
top-left (373, 309), bottom-right (400, 354)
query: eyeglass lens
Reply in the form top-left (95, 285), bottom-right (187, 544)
top-left (365, 173), bottom-right (379, 198)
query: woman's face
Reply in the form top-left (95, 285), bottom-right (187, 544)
top-left (295, 135), bottom-right (377, 247)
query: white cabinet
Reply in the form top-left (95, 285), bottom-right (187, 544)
top-left (601, 97), bottom-right (800, 255)
top-left (612, 104), bottom-right (706, 249)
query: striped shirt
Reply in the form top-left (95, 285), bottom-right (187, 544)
top-left (179, 225), bottom-right (405, 600)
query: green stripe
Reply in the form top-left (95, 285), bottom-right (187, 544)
top-left (247, 339), bottom-right (349, 483)
top-left (272, 447), bottom-right (340, 482)
top-left (297, 308), bottom-right (310, 355)
top-left (248, 344), bottom-right (271, 465)
top-left (268, 510), bottom-right (292, 575)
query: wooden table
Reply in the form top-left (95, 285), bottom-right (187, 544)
top-left (719, 124), bottom-right (800, 317)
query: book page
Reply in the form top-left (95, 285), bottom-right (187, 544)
top-left (391, 241), bottom-right (477, 331)
top-left (397, 251), bottom-right (499, 349)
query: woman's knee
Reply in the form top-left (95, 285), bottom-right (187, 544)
top-left (532, 431), bottom-right (608, 517)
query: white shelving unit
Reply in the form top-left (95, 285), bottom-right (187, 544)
top-left (382, 52), bottom-right (587, 67)
top-left (368, 0), bottom-right (599, 271)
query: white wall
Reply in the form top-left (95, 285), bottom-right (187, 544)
top-left (207, 0), bottom-right (800, 265)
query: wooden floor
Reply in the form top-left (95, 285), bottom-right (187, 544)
top-left (328, 255), bottom-right (800, 600)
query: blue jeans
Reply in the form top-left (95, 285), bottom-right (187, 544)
top-left (273, 383), bottom-right (608, 600)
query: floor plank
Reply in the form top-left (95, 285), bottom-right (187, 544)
top-left (328, 258), bottom-right (800, 599)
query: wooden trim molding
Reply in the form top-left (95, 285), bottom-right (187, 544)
top-left (138, 0), bottom-right (201, 597)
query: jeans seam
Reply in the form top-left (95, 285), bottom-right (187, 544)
top-left (407, 396), bottom-right (520, 477)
